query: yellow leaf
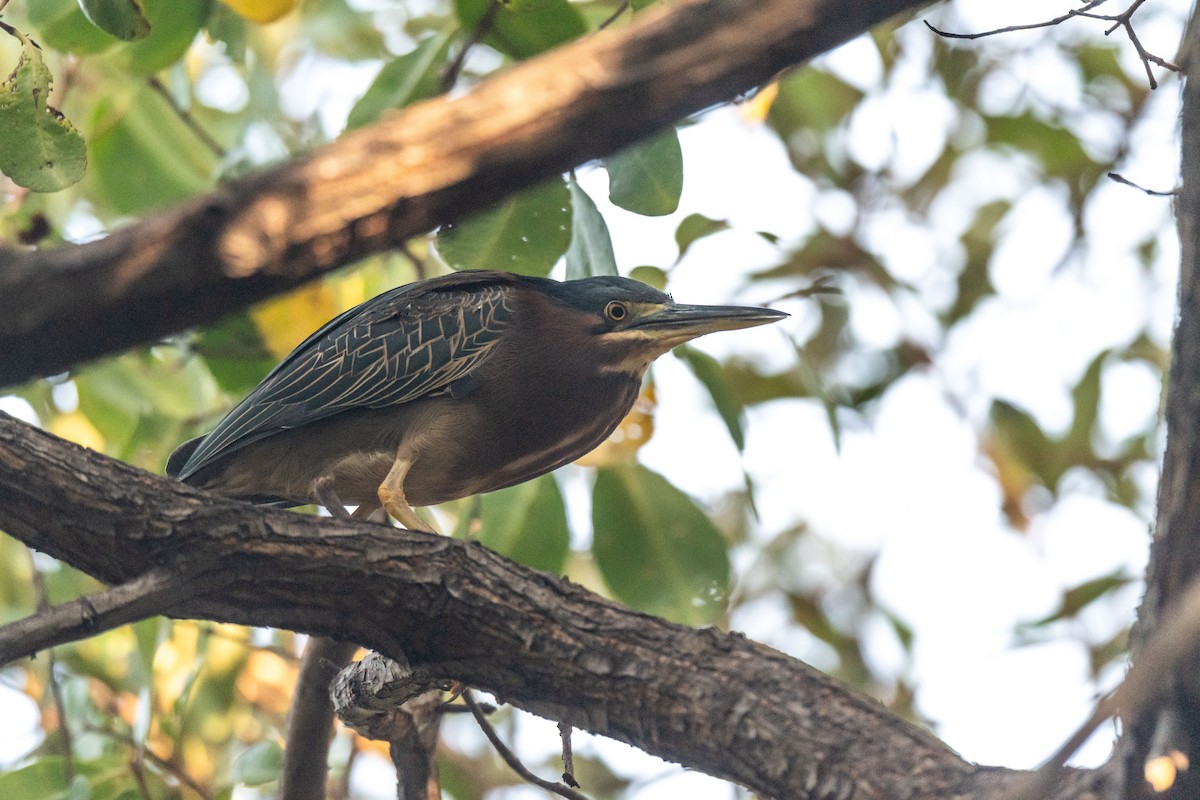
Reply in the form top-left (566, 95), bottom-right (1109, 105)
top-left (183, 738), bottom-right (217, 782)
top-left (219, 0), bottom-right (297, 23)
top-left (251, 282), bottom-right (342, 359)
top-left (982, 434), bottom-right (1033, 532)
top-left (48, 411), bottom-right (105, 451)
top-left (739, 81), bottom-right (779, 124)
top-left (575, 383), bottom-right (656, 468)
top-left (237, 650), bottom-right (299, 714)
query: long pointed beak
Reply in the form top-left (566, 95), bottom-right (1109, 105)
top-left (630, 303), bottom-right (788, 345)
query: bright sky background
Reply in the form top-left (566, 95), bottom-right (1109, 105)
top-left (1, 0), bottom-right (1194, 797)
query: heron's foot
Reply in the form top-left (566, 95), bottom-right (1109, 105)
top-left (312, 476), bottom-right (352, 520)
top-left (378, 483), bottom-right (434, 533)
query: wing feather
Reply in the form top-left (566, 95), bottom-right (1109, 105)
top-left (175, 271), bottom-right (516, 480)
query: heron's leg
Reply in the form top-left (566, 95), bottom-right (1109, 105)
top-left (378, 457), bottom-right (433, 532)
top-left (351, 500), bottom-right (384, 522)
top-left (312, 476), bottom-right (352, 520)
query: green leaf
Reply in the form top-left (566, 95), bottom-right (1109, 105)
top-left (346, 30), bottom-right (454, 130)
top-left (0, 40), bottom-right (87, 192)
top-left (301, 0), bottom-right (388, 61)
top-left (205, 3), bottom-right (247, 63)
top-left (28, 0), bottom-right (120, 54)
top-left (1024, 571), bottom-right (1133, 627)
top-left (78, 0), bottom-right (152, 41)
top-left (0, 757), bottom-right (137, 800)
top-left (454, 0), bottom-right (587, 60)
top-left (88, 85), bottom-right (217, 214)
top-left (478, 475), bottom-right (570, 573)
top-left (565, 175), bottom-right (618, 279)
top-left (193, 313), bottom-right (277, 396)
top-left (629, 265), bottom-right (667, 290)
top-left (674, 213), bottom-right (729, 261)
top-left (767, 68), bottom-right (863, 178)
top-left (603, 128), bottom-right (683, 216)
top-left (231, 740), bottom-right (284, 786)
top-left (436, 177), bottom-right (571, 276)
top-left (673, 344), bottom-right (745, 450)
top-left (942, 200), bottom-right (1007, 326)
top-left (115, 0), bottom-right (212, 74)
top-left (1065, 351), bottom-right (1106, 456)
top-left (769, 68), bottom-right (863, 136)
top-left (986, 112), bottom-right (1095, 179)
top-left (592, 464), bottom-right (730, 625)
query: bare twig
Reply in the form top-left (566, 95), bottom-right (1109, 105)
top-left (28, 548), bottom-right (74, 785)
top-left (129, 753), bottom-right (154, 800)
top-left (925, 0), bottom-right (1180, 89)
top-left (1107, 171), bottom-right (1178, 196)
top-left (463, 690), bottom-right (590, 800)
top-left (398, 241), bottom-right (430, 282)
top-left (441, 0), bottom-right (503, 92)
top-left (0, 566), bottom-right (230, 665)
top-left (599, 1), bottom-right (630, 29)
top-left (86, 724), bottom-right (214, 800)
top-left (558, 720), bottom-right (579, 788)
top-left (145, 77), bottom-right (227, 159)
top-left (924, 1), bottom-right (1111, 40)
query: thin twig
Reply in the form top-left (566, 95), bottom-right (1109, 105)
top-left (86, 724), bottom-right (214, 800)
top-left (398, 241), bottom-right (430, 281)
top-left (462, 690), bottom-right (590, 800)
top-left (924, 1), bottom-right (1111, 41)
top-left (599, 1), bottom-right (630, 30)
top-left (925, 0), bottom-right (1179, 90)
top-left (0, 566), bottom-right (231, 665)
top-left (145, 77), bottom-right (226, 159)
top-left (558, 720), bottom-right (579, 787)
top-left (27, 548), bottom-right (75, 785)
top-left (441, 0), bottom-right (503, 92)
top-left (129, 753), bottom-right (154, 800)
top-left (1107, 172), bottom-right (1178, 196)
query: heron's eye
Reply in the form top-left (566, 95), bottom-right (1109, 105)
top-left (605, 301), bottom-right (628, 322)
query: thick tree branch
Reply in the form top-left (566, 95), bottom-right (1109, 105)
top-left (1115, 8), bottom-right (1200, 799)
top-left (0, 411), bottom-right (1091, 800)
top-left (0, 0), bottom-right (936, 389)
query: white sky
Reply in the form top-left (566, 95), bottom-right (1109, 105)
top-left (2, 0), bottom-right (1194, 796)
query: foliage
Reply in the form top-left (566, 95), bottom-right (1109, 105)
top-left (0, 0), bottom-right (1183, 796)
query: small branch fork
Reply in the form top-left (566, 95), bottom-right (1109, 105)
top-left (0, 566), bottom-right (232, 666)
top-left (925, 0), bottom-right (1181, 89)
top-left (463, 690), bottom-right (590, 800)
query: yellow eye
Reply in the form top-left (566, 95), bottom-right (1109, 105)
top-left (605, 301), bottom-right (628, 322)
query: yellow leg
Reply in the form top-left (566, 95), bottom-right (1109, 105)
top-left (379, 457), bottom-right (433, 532)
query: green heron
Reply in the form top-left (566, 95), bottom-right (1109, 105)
top-left (167, 270), bottom-right (785, 530)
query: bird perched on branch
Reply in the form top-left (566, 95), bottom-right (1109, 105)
top-left (167, 270), bottom-right (785, 530)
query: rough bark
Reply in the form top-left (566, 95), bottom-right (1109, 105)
top-left (0, 411), bottom-right (1107, 800)
top-left (0, 0), bottom-right (937, 389)
top-left (1118, 6), bottom-right (1200, 799)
